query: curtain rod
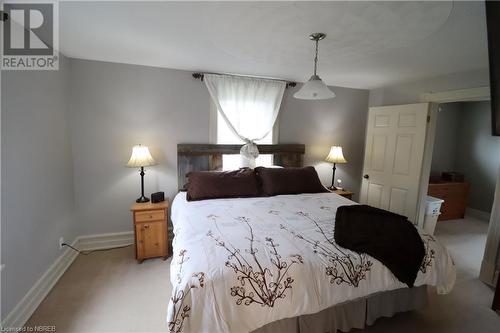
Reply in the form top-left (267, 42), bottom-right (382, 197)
top-left (192, 72), bottom-right (297, 88)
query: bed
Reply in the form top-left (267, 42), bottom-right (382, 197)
top-left (167, 144), bottom-right (456, 333)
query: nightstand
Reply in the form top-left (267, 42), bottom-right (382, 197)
top-left (130, 201), bottom-right (169, 263)
top-left (331, 189), bottom-right (354, 200)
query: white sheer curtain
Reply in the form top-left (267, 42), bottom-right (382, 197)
top-left (204, 74), bottom-right (286, 168)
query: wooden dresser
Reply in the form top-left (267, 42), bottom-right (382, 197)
top-left (130, 201), bottom-right (169, 263)
top-left (427, 182), bottom-right (469, 221)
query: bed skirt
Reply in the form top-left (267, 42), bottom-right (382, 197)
top-left (251, 286), bottom-right (428, 333)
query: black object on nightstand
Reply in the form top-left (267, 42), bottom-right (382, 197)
top-left (151, 191), bottom-right (165, 203)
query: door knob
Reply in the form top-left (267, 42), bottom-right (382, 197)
top-left (363, 174), bottom-right (369, 179)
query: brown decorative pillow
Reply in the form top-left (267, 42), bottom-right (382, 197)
top-left (255, 166), bottom-right (328, 196)
top-left (186, 168), bottom-right (261, 201)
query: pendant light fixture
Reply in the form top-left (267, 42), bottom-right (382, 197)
top-left (294, 33), bottom-right (335, 100)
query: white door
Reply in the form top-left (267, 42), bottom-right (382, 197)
top-left (360, 103), bottom-right (429, 223)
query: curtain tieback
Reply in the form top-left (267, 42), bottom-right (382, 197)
top-left (240, 139), bottom-right (259, 159)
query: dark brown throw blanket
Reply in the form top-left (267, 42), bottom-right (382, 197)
top-left (334, 205), bottom-right (425, 287)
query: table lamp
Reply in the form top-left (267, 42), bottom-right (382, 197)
top-left (325, 146), bottom-right (347, 190)
top-left (126, 144), bottom-right (157, 203)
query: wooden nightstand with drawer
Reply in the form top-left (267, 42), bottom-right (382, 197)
top-left (331, 189), bottom-right (354, 200)
top-left (131, 201), bottom-right (169, 263)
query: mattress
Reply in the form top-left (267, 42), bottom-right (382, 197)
top-left (167, 192), bottom-right (456, 333)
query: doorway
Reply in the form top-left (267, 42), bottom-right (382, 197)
top-left (428, 101), bottom-right (498, 279)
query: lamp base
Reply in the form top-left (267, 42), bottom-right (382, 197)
top-left (328, 186), bottom-right (338, 191)
top-left (136, 196), bottom-right (150, 203)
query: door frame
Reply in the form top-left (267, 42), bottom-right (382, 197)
top-left (415, 103), bottom-right (439, 228)
top-left (419, 86), bottom-right (490, 103)
top-left (417, 86), bottom-right (499, 287)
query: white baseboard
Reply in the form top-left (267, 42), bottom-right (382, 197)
top-left (1, 231), bottom-right (134, 329)
top-left (465, 207), bottom-right (491, 222)
top-left (78, 231), bottom-right (134, 251)
top-left (1, 238), bottom-right (79, 329)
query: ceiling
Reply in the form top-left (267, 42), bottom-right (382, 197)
top-left (59, 1), bottom-right (489, 89)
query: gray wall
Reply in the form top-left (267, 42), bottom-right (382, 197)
top-left (69, 59), bottom-right (211, 235)
top-left (1, 56), bottom-right (77, 319)
top-left (431, 103), bottom-right (462, 173)
top-left (431, 101), bottom-right (500, 213)
top-left (455, 102), bottom-right (500, 213)
top-left (279, 86), bottom-right (369, 198)
top-left (69, 59), bottom-right (369, 236)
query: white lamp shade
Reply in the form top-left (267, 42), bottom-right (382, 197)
top-left (325, 146), bottom-right (347, 164)
top-left (294, 75), bottom-right (336, 100)
top-left (126, 145), bottom-right (157, 167)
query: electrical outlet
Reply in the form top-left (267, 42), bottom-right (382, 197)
top-left (59, 237), bottom-right (64, 250)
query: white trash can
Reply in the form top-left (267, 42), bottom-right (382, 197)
top-left (423, 195), bottom-right (444, 235)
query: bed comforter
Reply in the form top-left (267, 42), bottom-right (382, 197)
top-left (167, 192), bottom-right (455, 333)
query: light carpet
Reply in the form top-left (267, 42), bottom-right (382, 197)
top-left (25, 216), bottom-right (499, 332)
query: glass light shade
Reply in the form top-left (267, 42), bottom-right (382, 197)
top-left (293, 75), bottom-right (336, 100)
top-left (126, 145), bottom-right (157, 167)
top-left (325, 146), bottom-right (347, 164)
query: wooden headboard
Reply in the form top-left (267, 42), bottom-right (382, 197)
top-left (177, 144), bottom-right (305, 190)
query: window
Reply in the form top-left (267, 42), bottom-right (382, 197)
top-left (205, 74), bottom-right (285, 170)
top-left (216, 110), bottom-right (274, 170)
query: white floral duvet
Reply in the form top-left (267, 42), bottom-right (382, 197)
top-left (167, 192), bottom-right (456, 333)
